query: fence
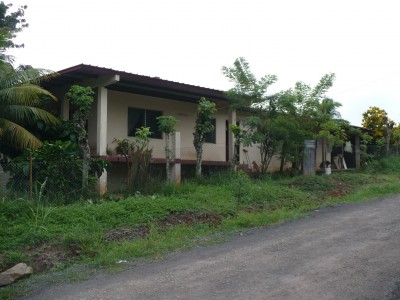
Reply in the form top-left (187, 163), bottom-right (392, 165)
top-left (0, 154), bottom-right (97, 202)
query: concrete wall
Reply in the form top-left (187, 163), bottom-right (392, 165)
top-left (85, 89), bottom-right (337, 173)
top-left (90, 90), bottom-right (229, 162)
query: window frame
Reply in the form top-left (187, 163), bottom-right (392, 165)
top-left (204, 118), bottom-right (217, 144)
top-left (127, 107), bottom-right (163, 139)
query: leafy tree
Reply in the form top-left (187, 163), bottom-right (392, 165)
top-left (383, 116), bottom-right (395, 156)
top-left (0, 4), bottom-right (58, 154)
top-left (0, 1), bottom-right (28, 50)
top-left (222, 57), bottom-right (278, 110)
top-left (157, 115), bottom-right (177, 182)
top-left (392, 125), bottom-right (400, 155)
top-left (289, 74), bottom-right (341, 169)
top-left (222, 57), bottom-right (278, 173)
top-left (193, 97), bottom-right (216, 177)
top-left (0, 66), bottom-right (58, 153)
top-left (361, 106), bottom-right (390, 139)
top-left (66, 85), bottom-right (94, 189)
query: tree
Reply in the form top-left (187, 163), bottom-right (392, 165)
top-left (0, 1), bottom-right (28, 50)
top-left (222, 57), bottom-right (278, 173)
top-left (66, 85), bottom-right (94, 190)
top-left (222, 57), bottom-right (278, 110)
top-left (157, 115), bottom-right (177, 182)
top-left (361, 106), bottom-right (389, 139)
top-left (0, 66), bottom-right (59, 153)
top-left (392, 125), bottom-right (400, 155)
top-left (0, 3), bottom-right (58, 154)
top-left (193, 97), bottom-right (216, 177)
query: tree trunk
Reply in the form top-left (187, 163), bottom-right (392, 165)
top-left (195, 146), bottom-right (202, 177)
top-left (81, 141), bottom-right (90, 189)
top-left (193, 131), bottom-right (203, 177)
top-left (78, 119), bottom-right (90, 190)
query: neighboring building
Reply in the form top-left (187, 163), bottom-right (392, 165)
top-left (43, 64), bottom-right (361, 193)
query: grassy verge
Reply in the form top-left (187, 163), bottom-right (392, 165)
top-left (1, 169), bottom-right (400, 299)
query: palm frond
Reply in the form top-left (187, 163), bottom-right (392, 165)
top-left (0, 118), bottom-right (43, 150)
top-left (0, 84), bottom-right (56, 106)
top-left (0, 105), bottom-right (60, 125)
top-left (0, 68), bottom-right (58, 90)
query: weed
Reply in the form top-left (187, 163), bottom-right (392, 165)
top-left (232, 170), bottom-right (252, 204)
top-left (26, 179), bottom-right (55, 230)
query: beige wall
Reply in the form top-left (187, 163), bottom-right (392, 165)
top-left (87, 90), bottom-right (329, 172)
top-left (92, 90), bottom-right (229, 161)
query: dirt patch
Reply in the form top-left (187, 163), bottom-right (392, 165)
top-left (104, 226), bottom-right (149, 242)
top-left (326, 179), bottom-right (351, 197)
top-left (158, 213), bottom-right (222, 227)
top-left (24, 243), bottom-right (80, 273)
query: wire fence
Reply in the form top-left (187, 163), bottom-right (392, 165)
top-left (0, 154), bottom-right (97, 203)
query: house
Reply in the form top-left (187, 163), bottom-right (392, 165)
top-left (43, 64), bottom-right (361, 194)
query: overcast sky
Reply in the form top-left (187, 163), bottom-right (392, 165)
top-left (8, 0), bottom-right (400, 126)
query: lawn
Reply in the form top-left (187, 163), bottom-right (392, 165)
top-left (1, 167), bottom-right (400, 299)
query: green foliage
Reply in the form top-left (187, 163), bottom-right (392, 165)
top-left (194, 98), bottom-right (217, 141)
top-left (0, 2), bottom-right (28, 50)
top-left (66, 85), bottom-right (95, 189)
top-left (0, 9), bottom-right (58, 153)
top-left (2, 141), bottom-right (108, 202)
top-left (367, 155), bottom-right (400, 174)
top-left (290, 176), bottom-right (334, 192)
top-left (66, 85), bottom-right (94, 119)
top-left (362, 106), bottom-right (390, 139)
top-left (222, 57), bottom-right (278, 109)
top-left (157, 116), bottom-right (177, 135)
top-left (1, 169), bottom-right (400, 298)
top-left (193, 97), bottom-right (217, 176)
top-left (0, 251), bottom-right (30, 271)
top-left (0, 66), bottom-right (58, 152)
top-left (157, 115), bottom-right (177, 182)
top-left (223, 58), bottom-right (342, 174)
top-left (113, 127), bottom-right (153, 191)
top-left (232, 170), bottom-right (252, 203)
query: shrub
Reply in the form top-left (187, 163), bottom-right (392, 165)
top-left (2, 141), bottom-right (108, 203)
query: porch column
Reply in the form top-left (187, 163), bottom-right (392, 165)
top-left (171, 132), bottom-right (181, 184)
top-left (355, 134), bottom-right (361, 169)
top-left (97, 87), bottom-right (108, 195)
top-left (303, 140), bottom-right (316, 176)
top-left (228, 110), bottom-right (237, 165)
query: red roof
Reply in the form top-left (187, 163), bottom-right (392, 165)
top-left (46, 64), bottom-right (227, 104)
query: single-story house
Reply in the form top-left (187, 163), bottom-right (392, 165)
top-left (43, 64), bottom-right (361, 193)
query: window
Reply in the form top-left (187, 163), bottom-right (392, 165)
top-left (205, 118), bottom-right (216, 143)
top-left (128, 108), bottom-right (162, 139)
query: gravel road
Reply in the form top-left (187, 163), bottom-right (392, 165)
top-left (23, 195), bottom-right (400, 300)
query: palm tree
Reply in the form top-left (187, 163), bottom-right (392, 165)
top-left (0, 64), bottom-right (59, 151)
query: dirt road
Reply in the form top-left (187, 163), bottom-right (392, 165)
top-left (24, 196), bottom-right (400, 299)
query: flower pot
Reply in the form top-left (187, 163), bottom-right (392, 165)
top-left (324, 167), bottom-right (331, 175)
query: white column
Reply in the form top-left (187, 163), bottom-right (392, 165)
top-left (97, 87), bottom-right (108, 156)
top-left (171, 132), bottom-right (181, 184)
top-left (228, 110), bottom-right (237, 164)
top-left (97, 87), bottom-right (108, 195)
